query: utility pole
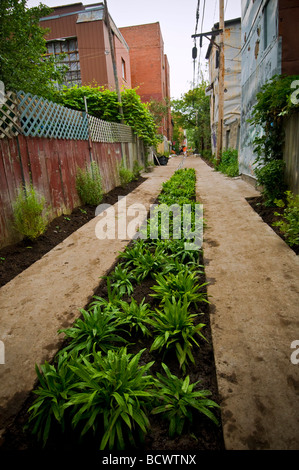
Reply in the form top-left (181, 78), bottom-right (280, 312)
top-left (217, 0), bottom-right (225, 163)
top-left (103, 0), bottom-right (124, 123)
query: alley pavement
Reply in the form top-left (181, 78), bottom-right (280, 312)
top-left (0, 155), bottom-right (299, 450)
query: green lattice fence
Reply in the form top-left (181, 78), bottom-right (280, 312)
top-left (0, 90), bottom-right (134, 143)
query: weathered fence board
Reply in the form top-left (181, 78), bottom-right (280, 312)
top-left (283, 113), bottom-right (299, 196)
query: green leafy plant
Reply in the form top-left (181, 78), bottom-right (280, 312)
top-left (152, 363), bottom-right (219, 437)
top-left (27, 352), bottom-right (77, 447)
top-left (58, 306), bottom-right (127, 355)
top-left (216, 148), bottom-right (239, 177)
top-left (13, 184), bottom-right (48, 240)
top-left (119, 164), bottom-right (134, 187)
top-left (255, 159), bottom-right (286, 206)
top-left (149, 297), bottom-right (206, 371)
top-left (76, 161), bottom-right (103, 206)
top-left (66, 348), bottom-right (155, 450)
top-left (106, 265), bottom-right (136, 296)
top-left (132, 160), bottom-right (144, 180)
top-left (117, 298), bottom-right (153, 337)
top-left (150, 270), bottom-right (208, 306)
top-left (273, 191), bottom-right (299, 246)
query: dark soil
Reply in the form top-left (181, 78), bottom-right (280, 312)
top-left (0, 176), bottom-right (146, 289)
top-left (0, 170), bottom-right (225, 453)
top-left (1, 247), bottom-right (225, 452)
top-left (246, 195), bottom-right (299, 256)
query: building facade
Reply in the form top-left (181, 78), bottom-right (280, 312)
top-left (40, 2), bottom-right (131, 90)
top-left (240, 0), bottom-right (299, 182)
top-left (205, 18), bottom-right (242, 157)
top-left (119, 22), bottom-right (173, 143)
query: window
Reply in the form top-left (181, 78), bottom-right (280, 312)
top-left (121, 58), bottom-right (126, 81)
top-left (46, 37), bottom-right (81, 87)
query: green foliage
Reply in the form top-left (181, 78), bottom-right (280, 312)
top-left (13, 184), bottom-right (48, 240)
top-left (255, 160), bottom-right (286, 206)
top-left (250, 74), bottom-right (299, 163)
top-left (106, 265), bottom-right (136, 296)
top-left (273, 191), bottom-right (299, 246)
top-left (75, 161), bottom-right (103, 206)
top-left (27, 352), bottom-right (77, 447)
top-left (119, 164), bottom-right (134, 187)
top-left (58, 307), bottom-right (128, 356)
top-left (148, 297), bottom-right (206, 372)
top-left (67, 348), bottom-right (155, 450)
top-left (116, 298), bottom-right (153, 337)
top-left (216, 148), bottom-right (239, 177)
top-left (132, 160), bottom-right (144, 180)
top-left (152, 363), bottom-right (219, 437)
top-left (171, 82), bottom-right (211, 153)
top-left (0, 0), bottom-right (67, 97)
top-left (53, 86), bottom-right (159, 147)
top-left (249, 75), bottom-right (299, 204)
top-left (150, 270), bottom-right (208, 307)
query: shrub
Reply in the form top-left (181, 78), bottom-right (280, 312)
top-left (13, 184), bottom-right (48, 240)
top-left (67, 348), bottom-right (155, 450)
top-left (217, 148), bottom-right (239, 177)
top-left (149, 297), bottom-right (206, 371)
top-left (255, 159), bottom-right (286, 206)
top-left (273, 191), bottom-right (299, 246)
top-left (76, 161), bottom-right (103, 206)
top-left (27, 352), bottom-right (77, 447)
top-left (119, 164), bottom-right (134, 187)
top-left (132, 160), bottom-right (144, 180)
top-left (152, 363), bottom-right (219, 437)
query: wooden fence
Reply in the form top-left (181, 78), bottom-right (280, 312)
top-left (283, 113), bottom-right (299, 196)
top-left (0, 91), bottom-right (146, 248)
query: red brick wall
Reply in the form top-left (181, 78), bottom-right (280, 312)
top-left (120, 23), bottom-right (172, 139)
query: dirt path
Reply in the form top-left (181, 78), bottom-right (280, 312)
top-left (190, 157), bottom-right (299, 450)
top-left (0, 158), bottom-right (180, 440)
top-left (1, 155), bottom-right (299, 450)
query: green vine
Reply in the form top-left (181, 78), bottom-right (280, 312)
top-left (249, 74), bottom-right (299, 204)
top-left (249, 74), bottom-right (299, 164)
top-left (52, 86), bottom-right (160, 148)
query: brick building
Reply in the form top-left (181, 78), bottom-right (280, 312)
top-left (120, 22), bottom-right (172, 143)
top-left (40, 2), bottom-right (131, 90)
top-left (40, 3), bottom-right (172, 145)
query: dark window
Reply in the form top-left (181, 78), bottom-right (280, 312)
top-left (46, 37), bottom-right (81, 87)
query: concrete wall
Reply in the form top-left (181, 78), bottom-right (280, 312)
top-left (240, 0), bottom-right (282, 178)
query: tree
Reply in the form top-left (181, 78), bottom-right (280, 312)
top-left (0, 0), bottom-right (67, 97)
top-left (52, 85), bottom-right (160, 148)
top-left (171, 82), bottom-right (210, 155)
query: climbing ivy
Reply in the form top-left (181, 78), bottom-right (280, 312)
top-left (249, 74), bottom-right (299, 204)
top-left (249, 74), bottom-right (299, 164)
top-left (52, 86), bottom-right (160, 148)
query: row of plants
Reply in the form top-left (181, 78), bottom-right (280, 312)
top-left (25, 168), bottom-right (222, 451)
top-left (12, 159), bottom-right (144, 242)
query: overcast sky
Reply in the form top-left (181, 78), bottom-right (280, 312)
top-left (26, 0), bottom-right (242, 99)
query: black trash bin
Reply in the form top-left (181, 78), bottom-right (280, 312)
top-left (157, 155), bottom-right (168, 165)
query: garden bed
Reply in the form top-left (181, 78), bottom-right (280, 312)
top-left (1, 169), bottom-right (225, 452)
top-left (247, 195), bottom-right (299, 255)
top-left (0, 176), bottom-right (146, 289)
